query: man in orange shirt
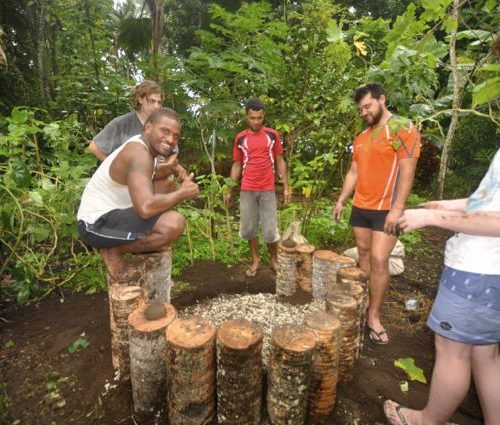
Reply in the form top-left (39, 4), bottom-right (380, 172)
top-left (333, 83), bottom-right (421, 344)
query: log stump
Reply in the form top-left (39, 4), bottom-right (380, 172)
top-left (276, 244), bottom-right (297, 296)
top-left (328, 255), bottom-right (356, 295)
top-left (325, 293), bottom-right (358, 383)
top-left (311, 250), bottom-right (338, 300)
top-left (128, 302), bottom-right (177, 415)
top-left (336, 267), bottom-right (369, 358)
top-left (296, 244), bottom-right (315, 292)
top-left (216, 319), bottom-right (263, 425)
top-left (166, 316), bottom-right (217, 425)
top-left (267, 325), bottom-right (316, 425)
top-left (108, 284), bottom-right (143, 378)
top-left (304, 312), bottom-right (342, 424)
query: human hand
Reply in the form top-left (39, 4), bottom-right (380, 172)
top-left (283, 187), bottom-right (292, 205)
top-left (174, 163), bottom-right (188, 182)
top-left (181, 173), bottom-right (199, 200)
top-left (154, 156), bottom-right (178, 180)
top-left (333, 201), bottom-right (344, 222)
top-left (384, 208), bottom-right (403, 236)
top-left (223, 191), bottom-right (232, 208)
top-left (397, 209), bottom-right (433, 232)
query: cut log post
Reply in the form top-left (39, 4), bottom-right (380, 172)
top-left (295, 244), bottom-right (315, 293)
top-left (328, 254), bottom-right (356, 296)
top-left (311, 250), bottom-right (338, 300)
top-left (216, 319), bottom-right (263, 425)
top-left (128, 302), bottom-right (177, 415)
top-left (325, 293), bottom-right (358, 383)
top-left (276, 244), bottom-right (297, 296)
top-left (336, 267), bottom-right (370, 358)
top-left (108, 284), bottom-right (143, 378)
top-left (138, 249), bottom-right (173, 303)
top-left (267, 325), bottom-right (316, 425)
top-left (166, 316), bottom-right (217, 425)
top-left (304, 312), bottom-right (342, 424)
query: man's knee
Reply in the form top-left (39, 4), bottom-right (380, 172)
top-left (370, 253), bottom-right (390, 273)
top-left (157, 211), bottom-right (186, 242)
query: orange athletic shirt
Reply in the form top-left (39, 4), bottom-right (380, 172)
top-left (352, 116), bottom-right (421, 211)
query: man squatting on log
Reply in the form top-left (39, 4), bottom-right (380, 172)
top-left (333, 83), bottom-right (421, 344)
top-left (76, 108), bottom-right (199, 278)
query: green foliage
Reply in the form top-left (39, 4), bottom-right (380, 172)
top-left (394, 357), bottom-right (427, 384)
top-left (68, 333), bottom-right (90, 353)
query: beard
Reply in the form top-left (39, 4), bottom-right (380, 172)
top-left (363, 104), bottom-right (384, 126)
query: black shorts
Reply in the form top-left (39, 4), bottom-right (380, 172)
top-left (77, 208), bottom-right (160, 249)
top-left (349, 206), bottom-right (388, 232)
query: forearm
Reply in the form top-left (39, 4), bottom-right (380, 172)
top-left (276, 157), bottom-right (289, 188)
top-left (424, 210), bottom-right (500, 236)
top-left (337, 168), bottom-right (357, 204)
top-left (422, 198), bottom-right (468, 211)
top-left (228, 162), bottom-right (242, 186)
top-left (134, 189), bottom-right (187, 218)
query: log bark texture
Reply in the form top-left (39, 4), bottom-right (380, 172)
top-left (128, 303), bottom-right (177, 414)
top-left (108, 284), bottom-right (143, 378)
top-left (267, 325), bottom-right (316, 425)
top-left (216, 319), bottom-right (263, 425)
top-left (166, 316), bottom-right (217, 425)
top-left (325, 293), bottom-right (358, 383)
top-left (311, 250), bottom-right (338, 300)
top-left (276, 244), bottom-right (297, 296)
top-left (295, 244), bottom-right (315, 292)
top-left (304, 312), bottom-right (342, 424)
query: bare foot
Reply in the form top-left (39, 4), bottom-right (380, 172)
top-left (245, 262), bottom-right (260, 278)
top-left (384, 400), bottom-right (422, 425)
top-left (98, 248), bottom-right (126, 280)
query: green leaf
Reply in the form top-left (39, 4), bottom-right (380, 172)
top-left (10, 107), bottom-right (29, 124)
top-left (326, 20), bottom-right (343, 43)
top-left (400, 380), bottom-right (409, 393)
top-left (473, 77), bottom-right (500, 106)
top-left (5, 339), bottom-right (15, 349)
top-left (394, 358), bottom-right (427, 383)
top-left (11, 161), bottom-right (32, 188)
top-left (28, 191), bottom-right (44, 207)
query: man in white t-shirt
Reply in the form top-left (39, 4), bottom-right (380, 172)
top-left (384, 149), bottom-right (500, 425)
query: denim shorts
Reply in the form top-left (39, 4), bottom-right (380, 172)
top-left (239, 191), bottom-right (280, 243)
top-left (427, 266), bottom-right (500, 345)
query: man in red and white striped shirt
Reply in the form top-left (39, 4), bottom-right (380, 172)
top-left (224, 98), bottom-right (291, 277)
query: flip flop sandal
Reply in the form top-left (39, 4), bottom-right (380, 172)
top-left (245, 267), bottom-right (259, 277)
top-left (368, 327), bottom-right (389, 345)
top-left (383, 400), bottom-right (409, 425)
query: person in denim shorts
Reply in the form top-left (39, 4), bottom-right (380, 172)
top-left (383, 149), bottom-right (500, 425)
top-left (224, 98), bottom-right (291, 277)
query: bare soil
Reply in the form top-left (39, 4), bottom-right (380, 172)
top-left (0, 229), bottom-right (484, 425)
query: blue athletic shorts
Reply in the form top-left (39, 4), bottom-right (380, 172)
top-left (427, 266), bottom-right (500, 345)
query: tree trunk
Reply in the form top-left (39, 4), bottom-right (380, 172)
top-left (304, 312), bottom-right (342, 424)
top-left (325, 293), bottom-right (359, 383)
top-left (311, 250), bottom-right (338, 300)
top-left (128, 302), bottom-right (177, 414)
top-left (437, 0), bottom-right (461, 199)
top-left (166, 316), bottom-right (217, 425)
top-left (295, 244), bottom-right (316, 293)
top-left (267, 325), bottom-right (316, 425)
top-left (276, 244), bottom-right (297, 296)
top-left (216, 319), bottom-right (263, 425)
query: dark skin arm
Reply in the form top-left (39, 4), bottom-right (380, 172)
top-left (223, 161), bottom-right (242, 207)
top-left (110, 143), bottom-right (199, 219)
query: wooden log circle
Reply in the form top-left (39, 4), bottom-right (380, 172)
top-left (166, 316), bottom-right (217, 425)
top-left (108, 285), bottom-right (143, 378)
top-left (325, 293), bottom-right (359, 383)
top-left (337, 266), bottom-right (369, 282)
top-left (267, 325), bottom-right (316, 425)
top-left (295, 244), bottom-right (315, 293)
top-left (128, 302), bottom-right (177, 415)
top-left (276, 244), bottom-right (297, 296)
top-left (304, 312), bottom-right (342, 423)
top-left (312, 250), bottom-right (338, 300)
top-left (216, 319), bottom-right (263, 425)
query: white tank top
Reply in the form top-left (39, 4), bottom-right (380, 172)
top-left (77, 136), bottom-right (148, 224)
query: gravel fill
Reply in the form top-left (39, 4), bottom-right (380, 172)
top-left (179, 293), bottom-right (325, 364)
